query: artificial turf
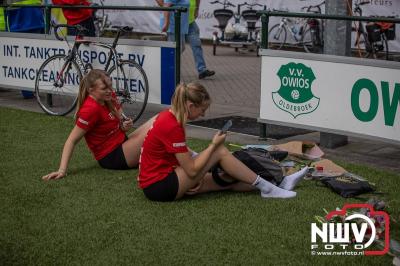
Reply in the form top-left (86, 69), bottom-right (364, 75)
top-left (0, 107), bottom-right (399, 265)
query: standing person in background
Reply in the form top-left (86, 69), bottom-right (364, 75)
top-left (52, 0), bottom-right (95, 36)
top-left (158, 0), bottom-right (189, 52)
top-left (5, 0), bottom-right (45, 99)
top-left (0, 0), bottom-right (5, 31)
top-left (187, 0), bottom-right (215, 79)
top-left (156, 0), bottom-right (215, 80)
top-left (5, 0), bottom-right (45, 33)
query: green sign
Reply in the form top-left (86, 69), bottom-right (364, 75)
top-left (272, 62), bottom-right (320, 118)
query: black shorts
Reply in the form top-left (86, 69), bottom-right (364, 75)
top-left (98, 142), bottom-right (132, 170)
top-left (68, 16), bottom-right (96, 37)
top-left (143, 171), bottom-right (179, 202)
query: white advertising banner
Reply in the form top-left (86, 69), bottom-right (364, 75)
top-left (0, 33), bottom-right (176, 105)
top-left (94, 0), bottom-right (400, 51)
top-left (259, 50), bottom-right (400, 144)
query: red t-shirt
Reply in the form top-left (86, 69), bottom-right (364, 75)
top-left (138, 110), bottom-right (188, 189)
top-left (52, 0), bottom-right (93, 25)
top-left (76, 96), bottom-right (125, 160)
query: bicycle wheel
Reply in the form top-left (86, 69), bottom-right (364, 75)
top-left (362, 35), bottom-right (389, 60)
top-left (302, 28), bottom-right (322, 53)
top-left (354, 28), bottom-right (372, 58)
top-left (35, 54), bottom-right (82, 116)
top-left (370, 34), bottom-right (389, 60)
top-left (268, 24), bottom-right (287, 49)
top-left (108, 60), bottom-right (149, 123)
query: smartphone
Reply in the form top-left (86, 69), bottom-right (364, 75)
top-left (121, 113), bottom-right (130, 121)
top-left (220, 119), bottom-right (233, 134)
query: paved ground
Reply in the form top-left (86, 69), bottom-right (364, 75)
top-left (1, 43), bottom-right (399, 173)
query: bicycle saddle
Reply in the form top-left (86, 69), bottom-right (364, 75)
top-left (214, 9), bottom-right (234, 30)
top-left (242, 10), bottom-right (260, 22)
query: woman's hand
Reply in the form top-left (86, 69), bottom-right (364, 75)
top-left (42, 169), bottom-right (66, 181)
top-left (185, 179), bottom-right (204, 195)
top-left (211, 131), bottom-right (226, 147)
top-left (120, 118), bottom-right (133, 132)
top-left (161, 22), bottom-right (169, 33)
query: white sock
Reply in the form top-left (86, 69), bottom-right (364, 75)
top-left (252, 175), bottom-right (297, 199)
top-left (279, 167), bottom-right (309, 191)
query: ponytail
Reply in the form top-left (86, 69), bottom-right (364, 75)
top-left (171, 82), bottom-right (211, 125)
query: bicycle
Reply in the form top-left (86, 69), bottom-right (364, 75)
top-left (352, 0), bottom-right (394, 60)
top-left (34, 22), bottom-right (149, 123)
top-left (210, 0), bottom-right (264, 55)
top-left (268, 1), bottom-right (325, 53)
top-left (93, 0), bottom-right (111, 37)
top-left (301, 1), bottom-right (325, 53)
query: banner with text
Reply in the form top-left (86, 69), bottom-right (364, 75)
top-left (259, 50), bottom-right (400, 143)
top-left (0, 33), bottom-right (175, 105)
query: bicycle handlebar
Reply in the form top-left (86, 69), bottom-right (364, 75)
top-left (359, 1), bottom-right (370, 6)
top-left (245, 3), bottom-right (263, 8)
top-left (301, 1), bottom-right (325, 13)
top-left (209, 0), bottom-right (236, 8)
top-left (51, 21), bottom-right (87, 41)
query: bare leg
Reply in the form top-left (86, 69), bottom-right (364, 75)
top-left (122, 116), bottom-right (155, 167)
top-left (175, 145), bottom-right (296, 199)
top-left (174, 145), bottom-right (258, 199)
top-left (186, 173), bottom-right (255, 195)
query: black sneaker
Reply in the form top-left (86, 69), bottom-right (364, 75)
top-left (199, 70), bottom-right (215, 79)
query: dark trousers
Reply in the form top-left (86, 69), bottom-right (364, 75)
top-left (67, 16), bottom-right (96, 37)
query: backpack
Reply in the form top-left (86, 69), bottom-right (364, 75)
top-left (232, 148), bottom-right (286, 184)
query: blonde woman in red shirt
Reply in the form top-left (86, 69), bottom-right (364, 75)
top-left (42, 69), bottom-right (154, 180)
top-left (138, 83), bottom-right (305, 201)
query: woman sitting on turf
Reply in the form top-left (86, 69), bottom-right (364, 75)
top-left (138, 82), bottom-right (308, 201)
top-left (42, 69), bottom-right (154, 180)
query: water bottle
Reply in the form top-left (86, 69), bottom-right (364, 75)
top-left (291, 25), bottom-right (297, 34)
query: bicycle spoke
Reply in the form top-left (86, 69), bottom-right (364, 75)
top-left (35, 55), bottom-right (81, 116)
top-left (108, 60), bottom-right (149, 123)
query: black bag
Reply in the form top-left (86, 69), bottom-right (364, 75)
top-left (366, 23), bottom-right (382, 43)
top-left (320, 175), bottom-right (375, 198)
top-left (384, 23), bottom-right (396, 40)
top-left (232, 148), bottom-right (285, 184)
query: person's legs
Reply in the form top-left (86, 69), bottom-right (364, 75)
top-left (185, 173), bottom-right (254, 195)
top-left (174, 145), bottom-right (296, 199)
top-left (121, 116), bottom-right (156, 167)
top-left (186, 22), bottom-right (215, 79)
top-left (167, 32), bottom-right (186, 53)
top-left (279, 166), bottom-right (309, 190)
top-left (78, 16), bottom-right (96, 37)
top-left (187, 22), bottom-right (207, 74)
top-left (67, 16), bottom-right (96, 37)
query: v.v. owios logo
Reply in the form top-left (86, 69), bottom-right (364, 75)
top-left (272, 62), bottom-right (320, 118)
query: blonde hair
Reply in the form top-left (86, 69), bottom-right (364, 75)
top-left (75, 69), bottom-right (118, 119)
top-left (171, 82), bottom-right (211, 125)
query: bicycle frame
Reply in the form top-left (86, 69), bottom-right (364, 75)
top-left (278, 18), bottom-right (308, 43)
top-left (56, 37), bottom-right (122, 93)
